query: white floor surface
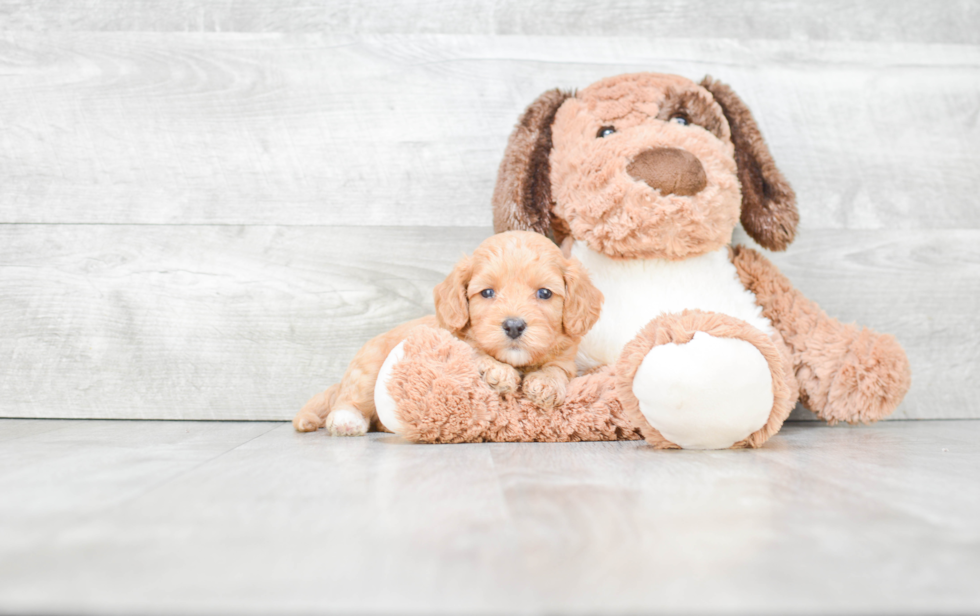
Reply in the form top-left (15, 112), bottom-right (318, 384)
top-left (1, 419), bottom-right (978, 615)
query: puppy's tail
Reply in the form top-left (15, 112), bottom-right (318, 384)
top-left (292, 383), bottom-right (341, 432)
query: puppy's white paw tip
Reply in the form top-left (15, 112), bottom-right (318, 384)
top-left (325, 408), bottom-right (369, 437)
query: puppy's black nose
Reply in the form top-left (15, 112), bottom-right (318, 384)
top-left (502, 318), bottom-right (527, 340)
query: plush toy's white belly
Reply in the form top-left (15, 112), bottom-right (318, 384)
top-left (571, 242), bottom-right (773, 370)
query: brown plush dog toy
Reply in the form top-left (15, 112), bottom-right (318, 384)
top-left (372, 72), bottom-right (912, 449)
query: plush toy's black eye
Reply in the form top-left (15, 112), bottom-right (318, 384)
top-left (596, 126), bottom-right (616, 138)
top-left (669, 115), bottom-right (689, 126)
top-left (480, 289), bottom-right (494, 299)
top-left (536, 288), bottom-right (553, 300)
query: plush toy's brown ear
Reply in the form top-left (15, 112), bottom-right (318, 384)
top-left (701, 76), bottom-right (798, 251)
top-left (433, 256), bottom-right (472, 333)
top-left (492, 89), bottom-right (572, 240)
top-left (561, 257), bottom-right (604, 338)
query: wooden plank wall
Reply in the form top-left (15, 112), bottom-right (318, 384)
top-left (1, 1), bottom-right (978, 421)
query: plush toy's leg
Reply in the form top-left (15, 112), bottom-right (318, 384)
top-left (731, 245), bottom-right (912, 424)
top-left (615, 310), bottom-right (795, 449)
top-left (378, 325), bottom-right (640, 443)
top-left (797, 328), bottom-right (911, 425)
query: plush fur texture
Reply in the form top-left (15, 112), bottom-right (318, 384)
top-left (382, 310), bottom-right (796, 448)
top-left (731, 246), bottom-right (911, 423)
top-left (294, 231), bottom-right (603, 434)
top-left (614, 310), bottom-right (795, 449)
top-left (492, 89), bottom-right (572, 241)
top-left (493, 73), bottom-right (802, 260)
top-left (360, 72), bottom-right (909, 447)
top-left (383, 325), bottom-right (641, 443)
top-left (701, 77), bottom-right (798, 251)
top-left (549, 74), bottom-right (742, 261)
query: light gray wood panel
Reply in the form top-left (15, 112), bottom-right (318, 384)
top-left (1, 34), bottom-right (977, 228)
top-left (1, 0), bottom-right (978, 44)
top-left (0, 224), bottom-right (976, 420)
top-left (1, 420), bottom-right (979, 614)
top-left (0, 224), bottom-right (492, 420)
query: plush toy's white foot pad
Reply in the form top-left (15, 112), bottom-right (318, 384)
top-left (632, 332), bottom-right (773, 449)
top-left (325, 408), bottom-right (369, 437)
top-left (374, 340), bottom-right (406, 435)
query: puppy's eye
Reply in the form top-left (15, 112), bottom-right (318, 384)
top-left (480, 289), bottom-right (495, 299)
top-left (536, 288), bottom-right (553, 300)
top-left (669, 115), bottom-right (689, 126)
top-left (596, 126), bottom-right (616, 138)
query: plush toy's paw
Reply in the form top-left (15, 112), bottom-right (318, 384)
top-left (325, 408), bottom-right (369, 437)
top-left (521, 371), bottom-right (567, 409)
top-left (816, 330), bottom-right (912, 424)
top-left (378, 327), bottom-right (494, 443)
top-left (374, 340), bottom-right (407, 435)
top-left (477, 356), bottom-right (522, 395)
top-left (616, 310), bottom-right (794, 449)
top-left (633, 332), bottom-right (772, 449)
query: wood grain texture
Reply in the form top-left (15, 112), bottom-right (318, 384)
top-left (1, 33), bottom-right (977, 228)
top-left (0, 224), bottom-right (975, 421)
top-left (2, 419), bottom-right (979, 614)
top-left (1, 8), bottom-right (976, 425)
top-left (0, 224), bottom-right (492, 420)
top-left (1, 0), bottom-right (978, 44)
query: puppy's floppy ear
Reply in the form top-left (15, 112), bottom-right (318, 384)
top-left (492, 88), bottom-right (572, 240)
top-left (561, 258), bottom-right (603, 338)
top-left (701, 76), bottom-right (799, 251)
top-left (433, 256), bottom-right (473, 333)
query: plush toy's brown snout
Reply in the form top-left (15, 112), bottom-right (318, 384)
top-left (492, 73), bottom-right (799, 260)
top-left (627, 147), bottom-right (708, 197)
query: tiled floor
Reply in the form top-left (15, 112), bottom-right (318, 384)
top-left (1, 419), bottom-right (978, 615)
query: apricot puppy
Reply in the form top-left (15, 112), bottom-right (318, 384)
top-left (293, 231), bottom-right (603, 436)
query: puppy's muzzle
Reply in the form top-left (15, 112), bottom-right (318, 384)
top-left (627, 147), bottom-right (707, 196)
top-left (502, 318), bottom-right (527, 340)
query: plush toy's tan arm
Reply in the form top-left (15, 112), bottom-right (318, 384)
top-left (385, 325), bottom-right (640, 443)
top-left (731, 245), bottom-right (911, 424)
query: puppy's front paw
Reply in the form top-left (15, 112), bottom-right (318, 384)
top-left (478, 357), bottom-right (521, 395)
top-left (522, 372), bottom-right (567, 409)
top-left (325, 408), bottom-right (369, 437)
